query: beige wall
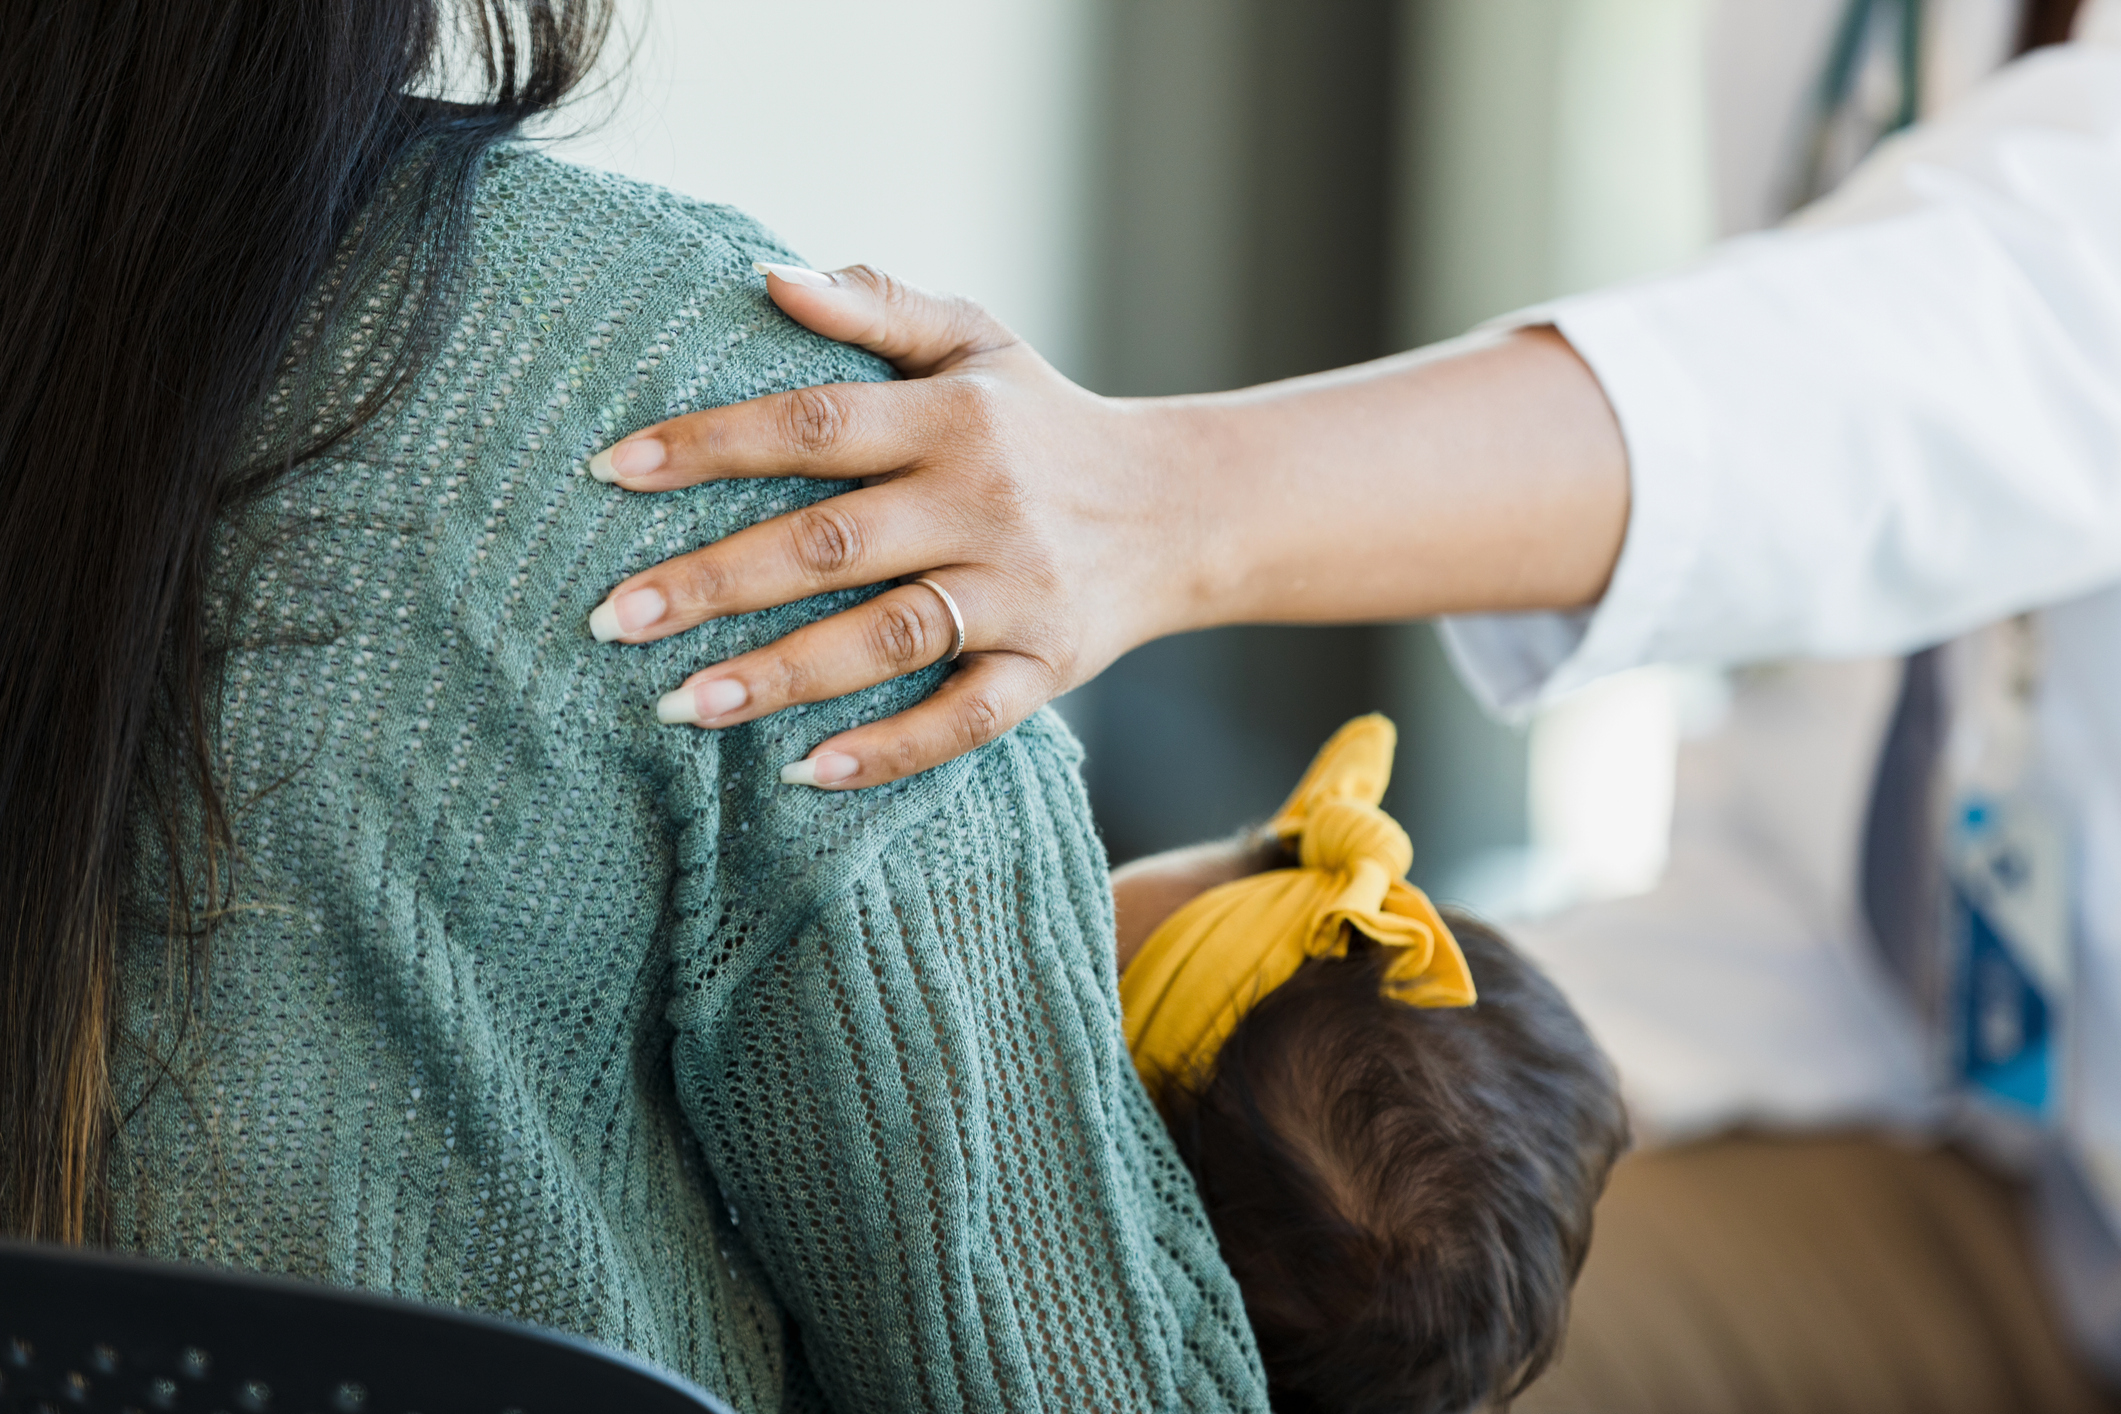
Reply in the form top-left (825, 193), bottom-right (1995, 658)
top-left (545, 0), bottom-right (1100, 379)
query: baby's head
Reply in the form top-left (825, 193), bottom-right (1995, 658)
top-left (1159, 912), bottom-right (1627, 1414)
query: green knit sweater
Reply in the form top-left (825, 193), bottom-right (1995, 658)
top-left (107, 149), bottom-right (1268, 1413)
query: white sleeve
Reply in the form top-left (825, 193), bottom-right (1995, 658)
top-left (1445, 35), bottom-right (2121, 715)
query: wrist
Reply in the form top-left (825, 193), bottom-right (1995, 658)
top-left (1111, 394), bottom-right (1268, 634)
top-left (1094, 395), bottom-right (1237, 638)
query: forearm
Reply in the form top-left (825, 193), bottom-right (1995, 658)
top-left (588, 276), bottom-right (1633, 788)
top-left (1133, 327), bottom-right (1630, 633)
top-left (585, 34), bottom-right (2121, 789)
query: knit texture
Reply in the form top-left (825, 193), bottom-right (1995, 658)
top-left (105, 148), bottom-right (1268, 1413)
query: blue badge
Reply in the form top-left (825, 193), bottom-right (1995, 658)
top-left (1947, 794), bottom-right (2070, 1122)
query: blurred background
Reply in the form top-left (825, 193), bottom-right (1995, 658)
top-left (550, 0), bottom-right (2015, 914)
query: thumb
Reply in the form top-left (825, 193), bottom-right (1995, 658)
top-left (753, 261), bottom-right (1017, 378)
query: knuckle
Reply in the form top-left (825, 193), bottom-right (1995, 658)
top-left (946, 375), bottom-right (1004, 440)
top-left (859, 267), bottom-right (1000, 363)
top-left (673, 553), bottom-right (731, 612)
top-left (763, 649), bottom-right (815, 704)
top-left (867, 598), bottom-right (933, 671)
top-left (878, 731), bottom-right (928, 779)
top-left (780, 385), bottom-right (849, 456)
top-left (864, 267), bottom-right (921, 354)
top-left (1023, 633), bottom-right (1076, 688)
top-left (656, 412), bottom-right (704, 460)
top-left (943, 294), bottom-right (1008, 354)
top-left (787, 502), bottom-right (865, 579)
top-left (952, 688), bottom-right (1007, 752)
top-left (675, 411), bottom-right (730, 465)
top-left (851, 263), bottom-right (911, 311)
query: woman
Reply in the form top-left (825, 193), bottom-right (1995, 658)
top-left (584, 0), bottom-right (2121, 1405)
top-left (0, 5), bottom-right (1267, 1409)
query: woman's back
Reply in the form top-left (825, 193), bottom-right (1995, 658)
top-left (107, 150), bottom-right (1265, 1412)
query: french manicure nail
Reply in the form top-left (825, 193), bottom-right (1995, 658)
top-left (698, 678), bottom-right (748, 717)
top-left (588, 586), bottom-right (667, 642)
top-left (587, 438), bottom-right (667, 483)
top-left (659, 678), bottom-right (745, 725)
top-left (753, 260), bottom-right (836, 290)
top-left (780, 752), bottom-right (859, 787)
top-left (655, 688), bottom-right (701, 725)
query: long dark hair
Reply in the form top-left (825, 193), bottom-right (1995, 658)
top-left (0, 0), bottom-right (609, 1243)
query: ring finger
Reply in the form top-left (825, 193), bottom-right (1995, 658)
top-left (651, 573), bottom-right (981, 730)
top-left (588, 479), bottom-right (960, 645)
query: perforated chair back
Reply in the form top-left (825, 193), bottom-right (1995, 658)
top-left (0, 1241), bottom-right (734, 1414)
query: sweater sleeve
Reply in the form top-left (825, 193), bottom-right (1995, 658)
top-left (662, 711), bottom-right (1269, 1413)
top-left (1442, 36), bottom-right (2121, 714)
top-left (107, 146), bottom-right (1255, 1408)
top-left (533, 168), bottom-right (1268, 1413)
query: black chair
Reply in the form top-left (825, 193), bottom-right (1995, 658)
top-left (0, 1241), bottom-right (734, 1414)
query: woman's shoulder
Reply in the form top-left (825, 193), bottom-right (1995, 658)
top-left (377, 149), bottom-right (906, 754)
top-left (236, 147), bottom-right (909, 817)
top-left (453, 148), bottom-right (883, 418)
top-left (455, 147), bottom-right (890, 438)
top-left (474, 146), bottom-right (799, 291)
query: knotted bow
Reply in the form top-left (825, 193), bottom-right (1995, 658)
top-left (1120, 714), bottom-right (1476, 1097)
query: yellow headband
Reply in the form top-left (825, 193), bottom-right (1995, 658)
top-left (1119, 714), bottom-right (1476, 1098)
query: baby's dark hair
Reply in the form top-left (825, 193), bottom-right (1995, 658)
top-left (1162, 910), bottom-right (1627, 1414)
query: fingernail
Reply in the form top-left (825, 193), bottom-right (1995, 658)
top-left (753, 260), bottom-right (836, 290)
top-left (657, 678), bottom-right (746, 725)
top-left (588, 438), bottom-right (667, 483)
top-left (698, 678), bottom-right (748, 717)
top-left (780, 752), bottom-right (859, 787)
top-left (654, 688), bottom-right (699, 725)
top-left (588, 586), bottom-right (667, 642)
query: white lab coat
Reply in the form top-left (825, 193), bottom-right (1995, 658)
top-left (1444, 0), bottom-right (2121, 1372)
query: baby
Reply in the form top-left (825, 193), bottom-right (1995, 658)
top-left (1111, 717), bottom-right (1627, 1414)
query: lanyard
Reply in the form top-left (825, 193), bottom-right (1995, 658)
top-left (1940, 616), bottom-right (2072, 1123)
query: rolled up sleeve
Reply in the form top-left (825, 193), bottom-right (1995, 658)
top-left (1444, 39), bottom-right (2121, 714)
